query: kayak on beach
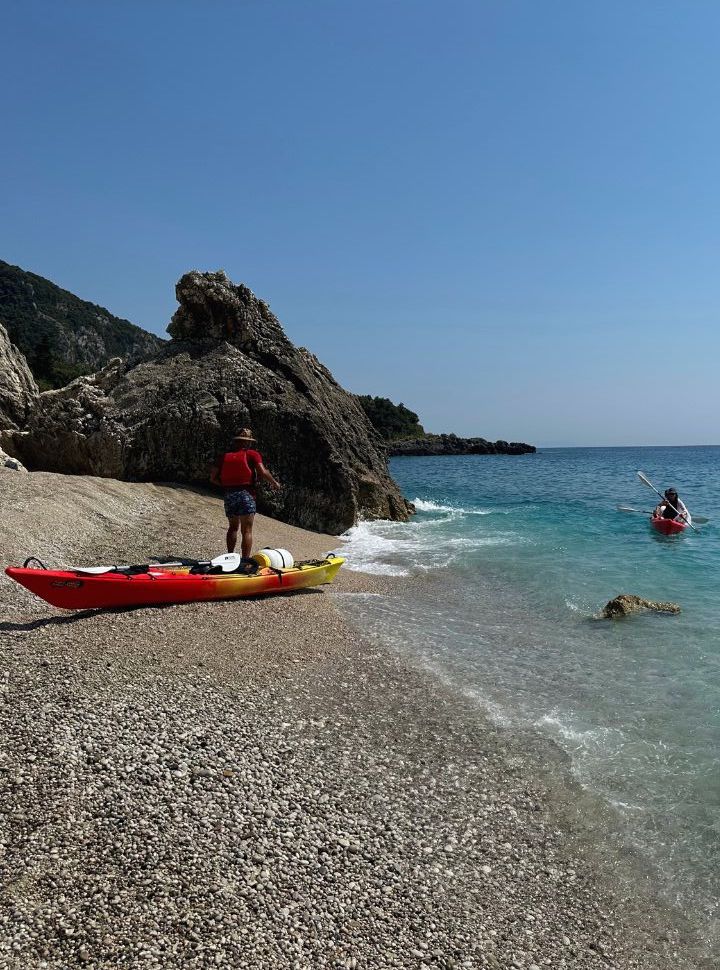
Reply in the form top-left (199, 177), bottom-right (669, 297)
top-left (5, 554), bottom-right (345, 611)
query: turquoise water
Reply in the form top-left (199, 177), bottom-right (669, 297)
top-left (336, 447), bottom-right (720, 942)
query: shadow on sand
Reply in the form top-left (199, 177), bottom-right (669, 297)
top-left (0, 587), bottom-right (324, 633)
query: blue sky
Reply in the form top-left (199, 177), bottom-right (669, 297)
top-left (2, 0), bottom-right (719, 446)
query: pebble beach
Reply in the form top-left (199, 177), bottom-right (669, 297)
top-left (0, 470), bottom-right (708, 969)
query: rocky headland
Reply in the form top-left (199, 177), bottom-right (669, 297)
top-left (356, 396), bottom-right (536, 457)
top-left (1, 270), bottom-right (410, 533)
top-left (389, 434), bottom-right (536, 457)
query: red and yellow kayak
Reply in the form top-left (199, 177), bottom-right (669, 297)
top-left (5, 556), bottom-right (344, 611)
top-left (651, 517), bottom-right (688, 536)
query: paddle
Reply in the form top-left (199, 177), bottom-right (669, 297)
top-left (70, 553), bottom-right (237, 576)
top-left (636, 472), bottom-right (699, 532)
top-left (617, 505), bottom-right (709, 524)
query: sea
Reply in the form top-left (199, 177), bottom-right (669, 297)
top-left (334, 446), bottom-right (720, 946)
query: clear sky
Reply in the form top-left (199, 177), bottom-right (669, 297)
top-left (2, 0), bottom-right (719, 446)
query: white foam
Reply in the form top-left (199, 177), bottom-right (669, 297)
top-left (338, 517), bottom-right (519, 575)
top-left (412, 498), bottom-right (456, 513)
top-left (536, 713), bottom-right (623, 749)
top-left (412, 497), bottom-right (493, 516)
top-left (609, 798), bottom-right (647, 813)
top-left (458, 685), bottom-right (514, 727)
top-left (336, 522), bottom-right (413, 575)
top-left (445, 534), bottom-right (520, 548)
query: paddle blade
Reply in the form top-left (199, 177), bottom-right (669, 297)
top-left (637, 471), bottom-right (654, 489)
top-left (617, 506), bottom-right (653, 515)
top-left (211, 552), bottom-right (243, 573)
top-left (70, 566), bottom-right (118, 575)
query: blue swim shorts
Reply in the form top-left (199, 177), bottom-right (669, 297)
top-left (223, 489), bottom-right (257, 518)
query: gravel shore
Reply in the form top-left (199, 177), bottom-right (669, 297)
top-left (0, 471), bottom-right (708, 968)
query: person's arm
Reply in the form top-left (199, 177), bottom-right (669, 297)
top-left (257, 462), bottom-right (282, 491)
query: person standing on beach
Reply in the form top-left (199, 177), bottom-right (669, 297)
top-left (210, 428), bottom-right (282, 557)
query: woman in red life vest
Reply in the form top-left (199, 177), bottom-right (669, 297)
top-left (210, 428), bottom-right (282, 557)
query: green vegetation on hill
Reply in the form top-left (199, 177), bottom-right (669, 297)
top-left (357, 395), bottom-right (426, 441)
top-left (28, 334), bottom-right (91, 390)
top-left (0, 259), bottom-right (163, 389)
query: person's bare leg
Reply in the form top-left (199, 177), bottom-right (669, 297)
top-left (226, 516), bottom-right (240, 553)
top-left (240, 514), bottom-right (254, 559)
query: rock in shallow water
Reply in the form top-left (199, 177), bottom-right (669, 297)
top-left (601, 594), bottom-right (681, 618)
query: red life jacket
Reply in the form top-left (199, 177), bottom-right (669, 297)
top-left (219, 449), bottom-right (258, 488)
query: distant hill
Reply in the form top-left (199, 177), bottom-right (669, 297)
top-left (0, 260), bottom-right (164, 389)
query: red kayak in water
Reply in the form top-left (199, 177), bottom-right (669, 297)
top-left (651, 516), bottom-right (689, 535)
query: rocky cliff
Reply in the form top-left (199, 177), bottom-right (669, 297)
top-left (0, 259), bottom-right (163, 388)
top-left (2, 271), bottom-right (411, 533)
top-left (389, 435), bottom-right (535, 456)
top-left (0, 321), bottom-right (38, 430)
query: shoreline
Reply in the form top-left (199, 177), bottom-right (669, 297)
top-left (331, 585), bottom-right (713, 966)
top-left (0, 470), bottom-right (710, 967)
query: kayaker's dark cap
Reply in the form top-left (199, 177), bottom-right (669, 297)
top-left (665, 488), bottom-right (678, 498)
top-left (233, 427), bottom-right (256, 443)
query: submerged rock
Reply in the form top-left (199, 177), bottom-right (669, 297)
top-left (6, 271), bottom-right (411, 533)
top-left (600, 594), bottom-right (681, 619)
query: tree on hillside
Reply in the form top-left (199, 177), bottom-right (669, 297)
top-left (357, 395), bottom-right (426, 441)
top-left (32, 334), bottom-right (54, 383)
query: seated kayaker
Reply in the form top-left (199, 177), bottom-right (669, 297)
top-left (653, 488), bottom-right (690, 522)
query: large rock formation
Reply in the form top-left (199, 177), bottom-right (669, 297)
top-left (389, 434), bottom-right (535, 457)
top-left (5, 271), bottom-right (411, 533)
top-left (0, 259), bottom-right (163, 388)
top-left (0, 321), bottom-right (38, 429)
